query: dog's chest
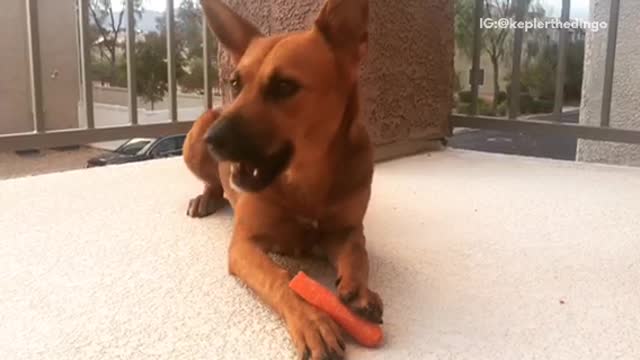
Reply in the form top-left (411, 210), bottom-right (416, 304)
top-left (277, 170), bottom-right (331, 221)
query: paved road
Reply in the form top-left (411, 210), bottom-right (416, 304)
top-left (0, 146), bottom-right (105, 180)
top-left (449, 110), bottom-right (579, 161)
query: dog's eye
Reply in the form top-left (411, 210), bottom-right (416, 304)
top-left (230, 76), bottom-right (243, 98)
top-left (266, 78), bottom-right (300, 102)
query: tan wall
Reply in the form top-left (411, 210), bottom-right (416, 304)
top-left (217, 0), bottom-right (454, 147)
top-left (0, 0), bottom-right (31, 134)
top-left (0, 0), bottom-right (79, 135)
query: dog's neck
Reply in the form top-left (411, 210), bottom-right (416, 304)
top-left (274, 83), bottom-right (371, 216)
top-left (287, 83), bottom-right (361, 174)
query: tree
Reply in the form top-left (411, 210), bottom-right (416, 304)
top-left (164, 0), bottom-right (220, 94)
top-left (521, 41), bottom-right (556, 100)
top-left (565, 38), bottom-right (585, 101)
top-left (521, 37), bottom-right (585, 103)
top-left (115, 31), bottom-right (186, 110)
top-left (91, 58), bottom-right (113, 86)
top-left (522, 2), bottom-right (547, 68)
top-left (176, 0), bottom-right (209, 59)
top-left (455, 0), bottom-right (539, 113)
top-left (90, 0), bottom-right (143, 82)
top-left (180, 57), bottom-right (220, 94)
top-left (455, 0), bottom-right (476, 59)
top-left (136, 33), bottom-right (166, 110)
top-left (483, 0), bottom-right (519, 113)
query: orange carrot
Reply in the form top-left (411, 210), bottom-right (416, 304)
top-left (289, 271), bottom-right (384, 348)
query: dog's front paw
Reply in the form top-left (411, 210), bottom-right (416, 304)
top-left (336, 277), bottom-right (383, 324)
top-left (286, 302), bottom-right (345, 360)
top-left (186, 194), bottom-right (227, 218)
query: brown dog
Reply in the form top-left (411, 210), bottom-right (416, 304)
top-left (183, 0), bottom-right (381, 358)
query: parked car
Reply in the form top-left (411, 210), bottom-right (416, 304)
top-left (86, 135), bottom-right (186, 168)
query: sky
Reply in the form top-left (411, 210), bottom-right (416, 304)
top-left (121, 0), bottom-right (591, 20)
top-left (541, 0), bottom-right (590, 20)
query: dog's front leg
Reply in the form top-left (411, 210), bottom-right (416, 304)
top-left (229, 227), bottom-right (346, 360)
top-left (323, 226), bottom-right (383, 324)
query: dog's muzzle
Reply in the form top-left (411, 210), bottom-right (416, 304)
top-left (205, 116), bottom-right (293, 192)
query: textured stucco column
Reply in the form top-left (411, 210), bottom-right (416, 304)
top-left (217, 0), bottom-right (454, 157)
top-left (578, 0), bottom-right (640, 166)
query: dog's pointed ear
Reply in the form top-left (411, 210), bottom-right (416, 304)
top-left (314, 0), bottom-right (368, 64)
top-left (201, 0), bottom-right (262, 63)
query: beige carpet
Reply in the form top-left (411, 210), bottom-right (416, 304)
top-left (1, 149), bottom-right (639, 359)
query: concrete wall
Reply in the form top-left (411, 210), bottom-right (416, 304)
top-left (0, 0), bottom-right (80, 135)
top-left (217, 0), bottom-right (454, 149)
top-left (577, 0), bottom-right (640, 166)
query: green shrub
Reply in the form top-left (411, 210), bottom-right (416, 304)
top-left (531, 99), bottom-right (554, 114)
top-left (456, 102), bottom-right (471, 114)
top-left (90, 60), bottom-right (113, 85)
top-left (456, 99), bottom-right (495, 116)
top-left (496, 101), bottom-right (508, 117)
top-left (520, 93), bottom-right (534, 114)
top-left (505, 92), bottom-right (534, 114)
top-left (496, 91), bottom-right (508, 104)
top-left (478, 99), bottom-right (495, 116)
top-left (458, 90), bottom-right (473, 103)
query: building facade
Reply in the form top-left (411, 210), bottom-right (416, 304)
top-left (0, 0), bottom-right (80, 135)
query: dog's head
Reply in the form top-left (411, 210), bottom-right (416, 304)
top-left (201, 0), bottom-right (368, 192)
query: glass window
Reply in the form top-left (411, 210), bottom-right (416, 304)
top-left (116, 138), bottom-right (154, 156)
top-left (151, 138), bottom-right (179, 157)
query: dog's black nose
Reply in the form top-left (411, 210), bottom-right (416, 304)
top-left (205, 120), bottom-right (234, 155)
top-left (205, 116), bottom-right (261, 162)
